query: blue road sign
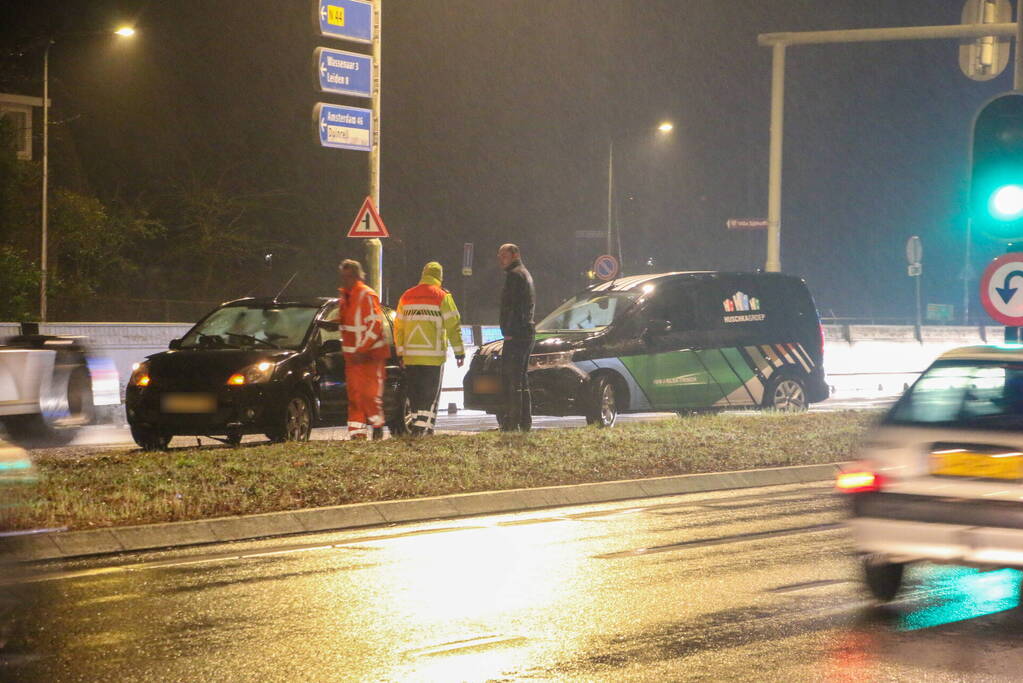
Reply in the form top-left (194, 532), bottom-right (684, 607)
top-left (315, 47), bottom-right (372, 98)
top-left (314, 103), bottom-right (372, 152)
top-left (594, 254), bottom-right (620, 281)
top-left (317, 0), bottom-right (373, 44)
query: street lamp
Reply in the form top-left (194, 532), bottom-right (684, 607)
top-left (40, 26), bottom-right (135, 321)
top-left (606, 122), bottom-right (674, 268)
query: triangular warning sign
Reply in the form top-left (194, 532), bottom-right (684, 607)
top-left (346, 196), bottom-right (389, 238)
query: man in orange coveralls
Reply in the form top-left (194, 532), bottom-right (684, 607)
top-left (337, 259), bottom-right (389, 440)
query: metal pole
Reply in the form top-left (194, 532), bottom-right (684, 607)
top-left (915, 272), bottom-right (923, 336)
top-left (40, 42), bottom-right (51, 322)
top-left (964, 218), bottom-right (972, 325)
top-left (366, 0), bottom-right (383, 295)
top-left (606, 139), bottom-right (614, 257)
top-left (1016, 0), bottom-right (1023, 90)
top-left (765, 43), bottom-right (785, 273)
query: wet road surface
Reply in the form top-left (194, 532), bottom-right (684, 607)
top-left (5, 481), bottom-right (1023, 681)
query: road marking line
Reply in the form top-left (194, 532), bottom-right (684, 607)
top-left (404, 634), bottom-right (527, 658)
top-left (594, 522), bottom-right (844, 559)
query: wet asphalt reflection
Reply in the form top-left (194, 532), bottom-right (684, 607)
top-left (4, 482), bottom-right (1023, 681)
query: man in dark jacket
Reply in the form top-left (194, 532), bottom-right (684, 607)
top-left (497, 243), bottom-right (535, 431)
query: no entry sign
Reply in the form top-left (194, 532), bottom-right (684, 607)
top-left (980, 253), bottom-right (1023, 325)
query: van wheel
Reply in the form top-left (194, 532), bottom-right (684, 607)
top-left (863, 555), bottom-right (904, 602)
top-left (763, 373), bottom-right (808, 412)
top-left (585, 376), bottom-right (618, 428)
top-left (131, 426), bottom-right (171, 451)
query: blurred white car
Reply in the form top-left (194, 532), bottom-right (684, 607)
top-left (839, 345), bottom-right (1023, 602)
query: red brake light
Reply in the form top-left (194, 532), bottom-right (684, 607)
top-left (836, 470), bottom-right (882, 493)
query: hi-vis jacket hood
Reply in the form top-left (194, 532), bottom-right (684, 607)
top-left (337, 280), bottom-right (389, 360)
top-left (395, 263), bottom-right (464, 366)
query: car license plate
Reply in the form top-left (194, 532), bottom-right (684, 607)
top-left (161, 393), bottom-right (217, 414)
top-left (930, 450), bottom-right (1023, 481)
top-left (473, 376), bottom-right (501, 394)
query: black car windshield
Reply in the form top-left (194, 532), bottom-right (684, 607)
top-left (886, 360), bottom-right (1023, 430)
top-left (536, 291), bottom-right (639, 332)
top-left (180, 305), bottom-right (319, 350)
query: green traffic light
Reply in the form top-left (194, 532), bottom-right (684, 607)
top-left (990, 184), bottom-right (1023, 220)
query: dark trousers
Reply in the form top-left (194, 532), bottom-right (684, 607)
top-left (404, 364), bottom-right (443, 435)
top-left (500, 336), bottom-right (534, 431)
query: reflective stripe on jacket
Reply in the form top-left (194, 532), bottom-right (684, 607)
top-left (337, 280), bottom-right (389, 360)
top-left (394, 275), bottom-right (465, 366)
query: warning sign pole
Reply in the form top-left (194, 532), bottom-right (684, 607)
top-left (366, 0), bottom-right (383, 296)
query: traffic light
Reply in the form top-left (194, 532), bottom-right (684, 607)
top-left (971, 93), bottom-right (1023, 240)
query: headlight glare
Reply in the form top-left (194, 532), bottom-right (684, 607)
top-left (130, 360), bottom-right (151, 387)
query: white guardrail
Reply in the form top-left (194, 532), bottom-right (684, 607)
top-left (0, 323), bottom-right (1004, 409)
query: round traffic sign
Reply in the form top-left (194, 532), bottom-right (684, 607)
top-left (980, 253), bottom-right (1023, 325)
top-left (593, 254), bottom-right (620, 281)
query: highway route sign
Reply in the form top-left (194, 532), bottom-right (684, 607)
top-left (314, 102), bottom-right (372, 152)
top-left (347, 196), bottom-right (389, 238)
top-left (980, 253), bottom-right (1023, 325)
top-left (726, 219), bottom-right (768, 230)
top-left (315, 47), bottom-right (372, 98)
top-left (316, 0), bottom-right (373, 43)
top-left (593, 254), bottom-right (620, 281)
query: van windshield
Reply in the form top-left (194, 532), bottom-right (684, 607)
top-left (885, 360), bottom-right (1023, 430)
top-left (536, 291), bottom-right (639, 332)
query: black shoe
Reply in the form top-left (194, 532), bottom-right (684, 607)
top-left (371, 427), bottom-right (384, 440)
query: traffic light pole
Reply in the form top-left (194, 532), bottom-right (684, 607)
top-left (366, 0), bottom-right (383, 297)
top-left (758, 21), bottom-right (1017, 273)
top-left (1016, 2), bottom-right (1023, 90)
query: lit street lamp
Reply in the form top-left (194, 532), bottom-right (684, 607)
top-left (606, 121), bottom-right (674, 269)
top-left (40, 26), bottom-right (135, 321)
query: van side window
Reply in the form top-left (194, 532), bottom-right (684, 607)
top-left (648, 283), bottom-right (697, 330)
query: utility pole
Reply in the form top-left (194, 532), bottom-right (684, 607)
top-left (366, 0), bottom-right (383, 296)
top-left (606, 139), bottom-right (614, 258)
top-left (40, 41), bottom-right (51, 322)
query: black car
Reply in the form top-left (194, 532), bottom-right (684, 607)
top-left (125, 297), bottom-right (406, 449)
top-left (464, 271), bottom-right (829, 427)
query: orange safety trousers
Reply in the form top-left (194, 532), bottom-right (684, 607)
top-left (345, 357), bottom-right (384, 437)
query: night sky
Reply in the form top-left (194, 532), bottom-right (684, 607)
top-left (0, 0), bottom-right (1013, 323)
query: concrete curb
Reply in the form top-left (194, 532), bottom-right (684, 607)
top-left (1, 462), bottom-right (846, 562)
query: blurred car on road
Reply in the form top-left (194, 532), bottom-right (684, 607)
top-left (840, 345), bottom-right (1023, 601)
top-left (125, 297), bottom-right (406, 450)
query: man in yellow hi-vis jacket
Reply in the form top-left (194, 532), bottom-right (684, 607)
top-left (394, 262), bottom-right (465, 435)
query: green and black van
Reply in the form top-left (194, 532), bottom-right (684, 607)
top-left (463, 271), bottom-right (829, 427)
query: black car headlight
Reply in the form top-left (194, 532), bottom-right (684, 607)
top-left (528, 351), bottom-right (573, 371)
top-left (130, 360), bottom-right (151, 387)
top-left (227, 361), bottom-right (275, 386)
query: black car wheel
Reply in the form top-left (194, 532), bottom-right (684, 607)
top-left (267, 394), bottom-right (312, 443)
top-left (585, 375), bottom-right (618, 428)
top-left (131, 426), bottom-right (172, 451)
top-left (863, 555), bottom-right (904, 602)
top-left (763, 373), bottom-right (808, 412)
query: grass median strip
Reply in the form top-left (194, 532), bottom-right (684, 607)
top-left (3, 411), bottom-right (877, 531)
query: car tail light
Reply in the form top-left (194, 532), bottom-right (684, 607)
top-left (836, 470), bottom-right (882, 493)
top-left (819, 323), bottom-right (825, 361)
